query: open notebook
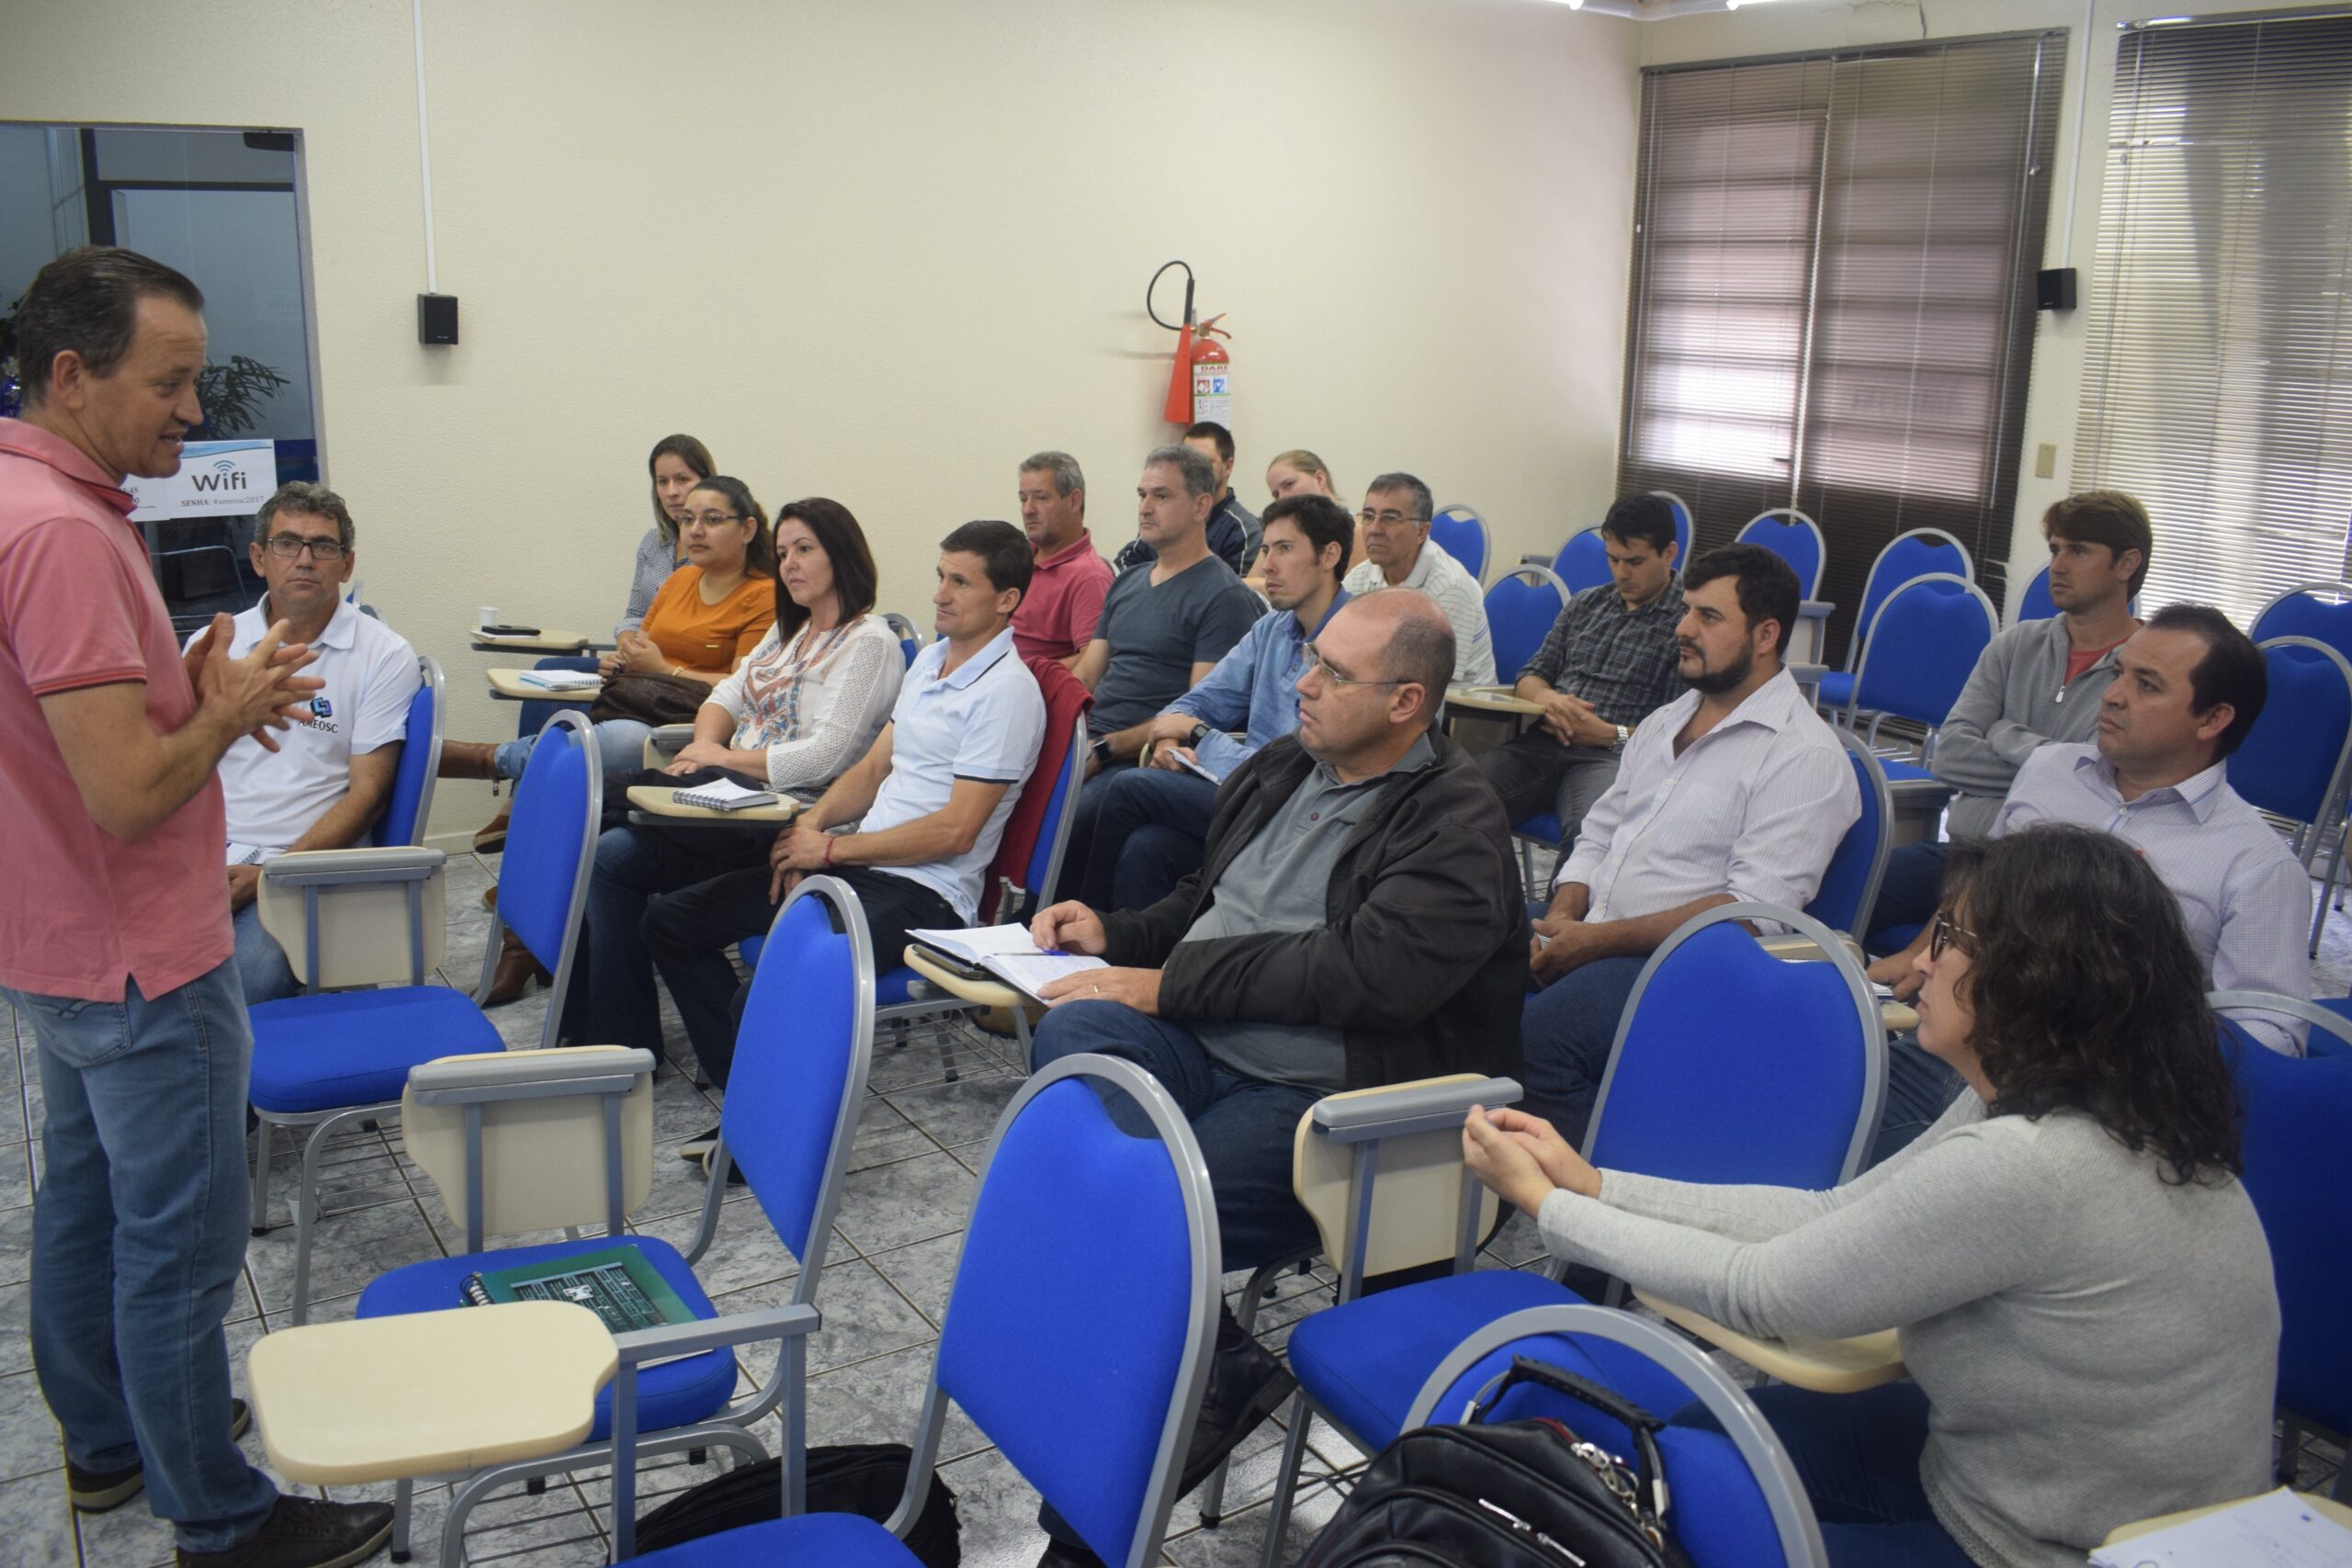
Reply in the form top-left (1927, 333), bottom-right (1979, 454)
top-left (909, 924), bottom-right (1106, 1001)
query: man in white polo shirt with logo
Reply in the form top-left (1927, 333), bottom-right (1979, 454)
top-left (198, 481), bottom-right (419, 1003)
top-left (643, 520), bottom-right (1046, 1088)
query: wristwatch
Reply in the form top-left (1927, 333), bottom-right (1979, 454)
top-left (1184, 720), bottom-right (1211, 747)
top-left (1091, 737), bottom-right (1114, 768)
top-left (1612, 723), bottom-right (1630, 750)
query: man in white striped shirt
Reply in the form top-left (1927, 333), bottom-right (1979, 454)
top-left (1521, 544), bottom-right (1859, 1145)
top-left (1869, 604), bottom-right (2312, 1163)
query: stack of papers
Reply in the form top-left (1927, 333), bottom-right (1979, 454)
top-left (513, 670), bottom-right (602, 693)
top-left (2089, 1489), bottom-right (2352, 1566)
top-left (910, 924), bottom-right (1107, 1001)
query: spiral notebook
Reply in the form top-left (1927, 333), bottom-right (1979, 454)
top-left (671, 778), bottom-right (779, 811)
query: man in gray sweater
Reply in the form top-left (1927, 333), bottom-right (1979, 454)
top-left (1865, 490), bottom-right (2151, 953)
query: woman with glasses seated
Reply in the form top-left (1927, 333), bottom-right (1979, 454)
top-left (1463, 824), bottom-right (2278, 1568)
top-left (565, 497), bottom-right (904, 1087)
top-left (442, 476), bottom-right (776, 999)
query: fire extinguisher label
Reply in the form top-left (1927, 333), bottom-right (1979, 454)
top-left (1193, 367), bottom-right (1231, 425)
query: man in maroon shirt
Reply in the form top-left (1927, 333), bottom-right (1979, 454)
top-left (0, 246), bottom-right (391, 1568)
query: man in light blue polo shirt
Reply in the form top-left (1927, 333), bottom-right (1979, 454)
top-left (641, 521), bottom-right (1046, 1086)
top-left (1061, 492), bottom-right (1353, 910)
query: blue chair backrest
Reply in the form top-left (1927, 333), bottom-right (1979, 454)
top-left (1408, 1306), bottom-right (1824, 1568)
top-left (1849, 573), bottom-right (1996, 728)
top-left (2253, 583), bottom-right (2352, 671)
top-left (933, 1058), bottom-right (1216, 1568)
top-left (1648, 491), bottom-right (1693, 564)
top-left (1484, 568), bottom-right (1571, 683)
top-left (2016, 563), bottom-right (2057, 622)
top-left (515, 653), bottom-right (601, 740)
top-left (724, 877), bottom-right (874, 1285)
top-left (497, 711), bottom-right (599, 987)
top-left (2232, 637), bottom-right (2352, 829)
top-left (1804, 733), bottom-right (1891, 942)
top-left (1736, 509), bottom-right (1825, 600)
top-left (1430, 505), bottom-right (1489, 584)
top-left (1849, 529), bottom-right (1973, 666)
top-left (884, 611), bottom-right (924, 670)
top-left (371, 656), bottom-right (442, 848)
top-left (1021, 716), bottom-right (1089, 907)
top-left (2222, 1024), bottom-right (2352, 1437)
top-left (1554, 527), bottom-right (1611, 594)
top-left (1589, 907), bottom-right (1885, 1186)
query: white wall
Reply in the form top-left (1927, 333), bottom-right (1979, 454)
top-left (1638, 0), bottom-right (2292, 615)
top-left (0, 0), bottom-right (1644, 846)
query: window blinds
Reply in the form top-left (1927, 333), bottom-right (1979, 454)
top-left (2075, 13), bottom-right (2352, 627)
top-left (1619, 34), bottom-right (2063, 656)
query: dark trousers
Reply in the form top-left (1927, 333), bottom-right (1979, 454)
top-left (1864, 1034), bottom-right (1966, 1170)
top-left (1475, 731), bottom-right (1623, 838)
top-left (1735, 1383), bottom-right (1973, 1566)
top-left (1029, 999), bottom-right (1321, 1274)
top-left (1050, 758), bottom-right (1136, 902)
top-left (640, 864), bottom-right (956, 1088)
top-left (558, 825), bottom-right (767, 1055)
top-left (1517, 955), bottom-right (1647, 1148)
top-left (1069, 765), bottom-right (1219, 911)
top-left (1865, 841), bottom-right (1953, 955)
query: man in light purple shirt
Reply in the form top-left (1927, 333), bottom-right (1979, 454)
top-left (1520, 545), bottom-right (1858, 1145)
top-left (1870, 604), bottom-right (2312, 1163)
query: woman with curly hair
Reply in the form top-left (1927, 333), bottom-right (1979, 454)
top-left (1463, 823), bottom-right (2278, 1568)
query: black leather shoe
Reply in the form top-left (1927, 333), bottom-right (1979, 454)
top-left (1035, 1540), bottom-right (1109, 1568)
top-left (175, 1495), bottom-right (395, 1568)
top-left (1175, 1308), bottom-right (1297, 1496)
top-left (70, 1399), bottom-right (251, 1513)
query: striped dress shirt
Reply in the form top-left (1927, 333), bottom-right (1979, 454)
top-left (1993, 744), bottom-right (2312, 1053)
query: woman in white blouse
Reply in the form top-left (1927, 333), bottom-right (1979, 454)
top-left (564, 497), bottom-right (905, 1067)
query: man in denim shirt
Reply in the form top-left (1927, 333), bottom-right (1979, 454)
top-left (1064, 493), bottom-right (1352, 908)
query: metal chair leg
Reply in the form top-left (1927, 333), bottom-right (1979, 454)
top-left (1200, 1257), bottom-right (1295, 1526)
top-left (390, 1478), bottom-right (413, 1563)
top-left (1258, 1392), bottom-right (1317, 1568)
top-left (250, 1118), bottom-right (277, 1236)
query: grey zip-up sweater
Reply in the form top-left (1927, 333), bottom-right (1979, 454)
top-left (1933, 616), bottom-right (2124, 838)
top-left (1540, 1092), bottom-right (2278, 1568)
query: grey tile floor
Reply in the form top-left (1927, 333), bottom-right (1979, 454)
top-left (2, 844), bottom-right (2344, 1566)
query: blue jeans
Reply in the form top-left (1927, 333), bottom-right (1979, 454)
top-left (7, 962), bottom-right (278, 1551)
top-left (230, 901), bottom-right (300, 1006)
top-left (559, 825), bottom-right (767, 1057)
top-left (1866, 1034), bottom-right (1964, 1170)
top-left (1070, 766), bottom-right (1219, 910)
top-left (1050, 759), bottom-right (1136, 903)
top-left (493, 717), bottom-right (652, 784)
top-left (1030, 1000), bottom-right (1320, 1274)
top-left (1518, 955), bottom-right (1645, 1147)
top-left (1739, 1383), bottom-right (1973, 1566)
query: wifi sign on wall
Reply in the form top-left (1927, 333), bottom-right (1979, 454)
top-left (125, 439), bottom-right (277, 523)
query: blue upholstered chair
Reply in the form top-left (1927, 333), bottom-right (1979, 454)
top-left (350, 874), bottom-right (878, 1564)
top-left (1648, 490), bottom-right (1694, 564)
top-left (1430, 503), bottom-right (1490, 583)
top-left (2252, 581), bottom-right (2352, 668)
top-left (1837, 572), bottom-right (1998, 758)
top-left (1553, 526), bottom-right (1611, 594)
top-left (370, 654), bottom-right (444, 848)
top-left (619, 1054), bottom-right (1221, 1567)
top-left (882, 611), bottom-right (925, 670)
top-left (1804, 729), bottom-right (1894, 943)
top-left (1736, 508), bottom-right (1826, 599)
top-left (246, 709), bottom-right (599, 1324)
top-left (1814, 528), bottom-right (1973, 712)
top-left (2015, 563), bottom-right (2057, 622)
top-left (1404, 1304), bottom-right (1829, 1566)
top-left (1482, 566), bottom-right (1571, 690)
top-left (2233, 637), bottom-right (2352, 953)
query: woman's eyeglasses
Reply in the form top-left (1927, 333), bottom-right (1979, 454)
top-left (1928, 911), bottom-right (1977, 960)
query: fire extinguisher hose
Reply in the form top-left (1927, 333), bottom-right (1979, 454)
top-left (1148, 259), bottom-right (1196, 333)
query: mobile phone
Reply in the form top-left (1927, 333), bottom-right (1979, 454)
top-left (480, 624), bottom-right (542, 637)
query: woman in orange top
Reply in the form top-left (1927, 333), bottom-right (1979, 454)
top-left (602, 475), bottom-right (778, 683)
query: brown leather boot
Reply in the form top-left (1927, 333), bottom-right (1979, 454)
top-left (472, 807), bottom-right (512, 854)
top-left (437, 739), bottom-right (501, 779)
top-left (483, 928), bottom-right (548, 1006)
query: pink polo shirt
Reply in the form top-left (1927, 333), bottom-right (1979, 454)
top-left (1012, 529), bottom-right (1115, 664)
top-left (0, 419), bottom-right (232, 1001)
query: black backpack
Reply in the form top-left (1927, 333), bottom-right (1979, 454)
top-left (1299, 1356), bottom-right (1695, 1568)
top-left (632, 1442), bottom-right (959, 1563)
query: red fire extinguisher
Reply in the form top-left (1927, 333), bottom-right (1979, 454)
top-left (1149, 260), bottom-right (1233, 426)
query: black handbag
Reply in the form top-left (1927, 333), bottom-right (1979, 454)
top-left (1298, 1356), bottom-right (1694, 1568)
top-left (631, 1442), bottom-right (959, 1562)
top-left (590, 670), bottom-right (711, 728)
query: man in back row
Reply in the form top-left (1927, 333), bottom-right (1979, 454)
top-left (1112, 420), bottom-right (1259, 576)
top-left (642, 521), bottom-right (1046, 1088)
top-left (208, 481), bottom-right (421, 1004)
top-left (1340, 470), bottom-right (1497, 686)
top-left (2, 246), bottom-right (390, 1567)
top-left (1520, 545), bottom-right (1859, 1145)
top-left (1011, 449), bottom-right (1113, 669)
top-left (1476, 491), bottom-right (1685, 845)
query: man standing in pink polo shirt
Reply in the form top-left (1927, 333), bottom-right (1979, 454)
top-left (1012, 449), bottom-right (1114, 669)
top-left (1, 247), bottom-right (393, 1568)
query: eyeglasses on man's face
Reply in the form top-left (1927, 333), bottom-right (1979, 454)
top-left (263, 534), bottom-right (346, 562)
top-left (1356, 507), bottom-right (1425, 529)
top-left (1300, 642), bottom-right (1407, 690)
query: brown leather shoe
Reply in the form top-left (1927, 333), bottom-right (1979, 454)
top-left (484, 928), bottom-right (548, 1006)
top-left (437, 739), bottom-right (501, 779)
top-left (481, 882), bottom-right (498, 911)
top-left (472, 806), bottom-right (511, 854)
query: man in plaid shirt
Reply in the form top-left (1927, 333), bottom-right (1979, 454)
top-left (1476, 493), bottom-right (1686, 843)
